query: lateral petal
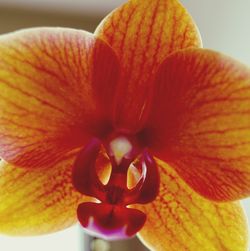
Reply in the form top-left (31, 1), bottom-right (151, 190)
top-left (136, 160), bottom-right (248, 251)
top-left (146, 48), bottom-right (250, 201)
top-left (0, 151), bottom-right (89, 235)
top-left (0, 28), bottom-right (119, 168)
top-left (95, 0), bottom-right (201, 131)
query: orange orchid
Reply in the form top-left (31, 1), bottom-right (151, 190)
top-left (0, 0), bottom-right (249, 250)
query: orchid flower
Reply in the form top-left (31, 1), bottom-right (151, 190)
top-left (0, 0), bottom-right (249, 250)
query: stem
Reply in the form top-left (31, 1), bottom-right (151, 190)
top-left (82, 233), bottom-right (94, 251)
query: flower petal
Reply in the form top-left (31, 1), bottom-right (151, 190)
top-left (136, 160), bottom-right (248, 251)
top-left (95, 0), bottom-right (201, 131)
top-left (146, 48), bottom-right (250, 201)
top-left (0, 151), bottom-right (86, 235)
top-left (0, 28), bottom-right (119, 168)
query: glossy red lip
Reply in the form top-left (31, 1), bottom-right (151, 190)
top-left (0, 0), bottom-right (249, 250)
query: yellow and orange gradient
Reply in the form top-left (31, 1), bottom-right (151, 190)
top-left (0, 0), bottom-right (249, 250)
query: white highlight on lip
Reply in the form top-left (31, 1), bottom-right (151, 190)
top-left (84, 216), bottom-right (128, 241)
top-left (110, 137), bottom-right (132, 164)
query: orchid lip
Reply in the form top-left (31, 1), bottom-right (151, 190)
top-left (72, 136), bottom-right (160, 239)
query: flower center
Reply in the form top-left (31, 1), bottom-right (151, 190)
top-left (72, 136), bottom-right (160, 240)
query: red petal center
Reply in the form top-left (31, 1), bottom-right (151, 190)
top-left (72, 137), bottom-right (160, 240)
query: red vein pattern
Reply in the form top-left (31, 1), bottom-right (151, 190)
top-left (0, 28), bottom-right (119, 168)
top-left (95, 0), bottom-right (201, 132)
top-left (0, 150), bottom-right (91, 235)
top-left (147, 48), bottom-right (250, 201)
top-left (135, 160), bottom-right (248, 251)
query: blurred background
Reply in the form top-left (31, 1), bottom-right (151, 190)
top-left (0, 0), bottom-right (249, 250)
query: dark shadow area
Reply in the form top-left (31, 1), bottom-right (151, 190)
top-left (0, 6), bottom-right (102, 34)
top-left (110, 237), bottom-right (149, 251)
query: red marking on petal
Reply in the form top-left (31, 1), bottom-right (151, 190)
top-left (0, 28), bottom-right (119, 168)
top-left (95, 0), bottom-right (201, 131)
top-left (135, 160), bottom-right (248, 251)
top-left (0, 151), bottom-right (85, 235)
top-left (146, 48), bottom-right (250, 201)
